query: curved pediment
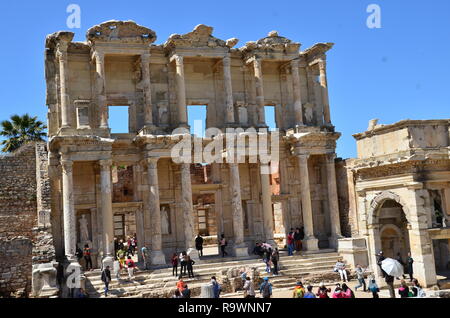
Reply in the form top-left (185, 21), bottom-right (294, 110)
top-left (164, 24), bottom-right (237, 51)
top-left (241, 31), bottom-right (301, 56)
top-left (86, 20), bottom-right (157, 45)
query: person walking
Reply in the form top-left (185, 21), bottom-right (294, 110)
top-left (293, 228), bottom-right (302, 253)
top-left (398, 279), bottom-right (410, 298)
top-left (117, 247), bottom-right (126, 271)
top-left (304, 285), bottom-right (316, 298)
top-left (195, 234), bottom-right (204, 257)
top-left (186, 255), bottom-right (195, 278)
top-left (287, 229), bottom-right (295, 256)
top-left (259, 277), bottom-right (272, 299)
top-left (113, 259), bottom-right (121, 281)
top-left (101, 266), bottom-right (112, 297)
top-left (179, 251), bottom-right (187, 277)
top-left (368, 279), bottom-right (380, 298)
top-left (354, 264), bottom-right (367, 292)
top-left (243, 276), bottom-right (255, 298)
top-left (171, 253), bottom-right (179, 277)
top-left (334, 259), bottom-right (348, 282)
top-left (126, 256), bottom-right (136, 280)
top-left (219, 235), bottom-right (228, 257)
top-left (385, 274), bottom-right (396, 298)
top-left (293, 281), bottom-right (305, 298)
top-left (377, 251), bottom-right (387, 278)
top-left (83, 244), bottom-right (93, 271)
top-left (407, 252), bottom-right (414, 282)
top-left (316, 282), bottom-right (331, 298)
top-left (211, 276), bottom-right (221, 298)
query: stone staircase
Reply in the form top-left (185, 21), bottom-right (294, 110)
top-left (83, 250), bottom-right (342, 298)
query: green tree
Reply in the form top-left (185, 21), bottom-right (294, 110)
top-left (0, 114), bottom-right (47, 153)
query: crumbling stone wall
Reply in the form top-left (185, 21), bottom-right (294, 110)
top-left (336, 159), bottom-right (352, 237)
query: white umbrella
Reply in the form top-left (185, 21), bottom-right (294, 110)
top-left (381, 258), bottom-right (404, 277)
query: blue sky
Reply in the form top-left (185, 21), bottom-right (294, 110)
top-left (0, 0), bottom-right (449, 158)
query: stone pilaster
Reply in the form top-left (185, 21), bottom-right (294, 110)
top-left (298, 154), bottom-right (318, 251)
top-left (180, 163), bottom-right (199, 260)
top-left (326, 154), bottom-right (342, 248)
top-left (94, 52), bottom-right (108, 129)
top-left (229, 163), bottom-right (249, 256)
top-left (61, 159), bottom-right (77, 262)
top-left (223, 56), bottom-right (235, 125)
top-left (99, 160), bottom-right (114, 268)
top-left (291, 59), bottom-right (304, 127)
top-left (57, 44), bottom-right (70, 129)
top-left (318, 60), bottom-right (331, 126)
top-left (260, 164), bottom-right (275, 245)
top-left (146, 158), bottom-right (166, 265)
top-left (253, 58), bottom-right (266, 126)
top-left (174, 55), bottom-right (188, 127)
top-left (141, 53), bottom-right (155, 128)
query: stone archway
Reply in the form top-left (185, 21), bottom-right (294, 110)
top-left (368, 191), bottom-right (411, 227)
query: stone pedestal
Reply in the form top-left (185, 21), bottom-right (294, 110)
top-left (149, 250), bottom-right (167, 265)
top-left (187, 248), bottom-right (200, 262)
top-left (233, 245), bottom-right (249, 258)
top-left (338, 237), bottom-right (369, 268)
top-left (303, 237), bottom-right (319, 252)
top-left (102, 256), bottom-right (114, 271)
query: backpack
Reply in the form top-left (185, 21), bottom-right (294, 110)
top-left (294, 287), bottom-right (304, 298)
top-left (262, 282), bottom-right (271, 298)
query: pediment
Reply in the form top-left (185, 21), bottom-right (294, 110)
top-left (86, 20), bottom-right (157, 45)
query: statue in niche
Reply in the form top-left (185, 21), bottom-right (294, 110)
top-left (158, 102), bottom-right (169, 126)
top-left (79, 214), bottom-right (90, 243)
top-left (161, 205), bottom-right (170, 235)
top-left (303, 102), bottom-right (314, 124)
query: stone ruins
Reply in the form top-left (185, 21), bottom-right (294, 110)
top-left (0, 20), bottom-right (449, 298)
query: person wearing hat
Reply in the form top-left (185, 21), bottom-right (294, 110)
top-left (304, 285), bottom-right (316, 298)
top-left (259, 277), bottom-right (273, 298)
top-left (293, 281), bottom-right (305, 298)
top-left (316, 282), bottom-right (331, 298)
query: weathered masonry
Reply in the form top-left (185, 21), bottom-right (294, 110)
top-left (44, 20), bottom-right (344, 271)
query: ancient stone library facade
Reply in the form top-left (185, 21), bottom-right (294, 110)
top-left (0, 20), bottom-right (449, 297)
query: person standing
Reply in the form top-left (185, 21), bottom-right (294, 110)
top-left (259, 277), bottom-right (272, 299)
top-left (186, 255), bottom-right (195, 278)
top-left (243, 276), bottom-right (255, 298)
top-left (396, 252), bottom-right (407, 279)
top-left (141, 246), bottom-right (148, 269)
top-left (211, 276), bottom-right (221, 298)
top-left (304, 285), bottom-right (316, 298)
top-left (385, 274), bottom-right (396, 298)
top-left (354, 264), bottom-right (366, 292)
top-left (179, 251), bottom-right (187, 277)
top-left (293, 228), bottom-right (302, 253)
top-left (219, 235), bottom-right (228, 257)
top-left (171, 253), bottom-right (179, 277)
top-left (316, 282), bottom-right (331, 298)
top-left (368, 279), bottom-right (380, 298)
top-left (271, 249), bottom-right (279, 276)
top-left (287, 229), bottom-right (295, 256)
top-left (407, 252), bottom-right (414, 282)
top-left (126, 256), bottom-right (136, 280)
top-left (101, 266), bottom-right (112, 297)
top-left (83, 244), bottom-right (93, 271)
top-left (113, 259), bottom-right (121, 281)
top-left (292, 281), bottom-right (305, 298)
top-left (377, 251), bottom-right (387, 278)
top-left (195, 234), bottom-right (204, 258)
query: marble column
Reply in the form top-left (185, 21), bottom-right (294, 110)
top-left (318, 60), bottom-right (332, 126)
top-left (180, 163), bottom-right (199, 260)
top-left (326, 154), bottom-right (342, 248)
top-left (291, 59), bottom-right (304, 127)
top-left (57, 45), bottom-right (71, 129)
top-left (229, 163), bottom-right (249, 256)
top-left (94, 52), bottom-right (108, 129)
top-left (223, 56), bottom-right (235, 125)
top-left (61, 159), bottom-right (77, 263)
top-left (146, 158), bottom-right (166, 265)
top-left (99, 160), bottom-right (114, 268)
top-left (260, 164), bottom-right (275, 245)
top-left (174, 55), bottom-right (188, 127)
top-left (141, 53), bottom-right (154, 127)
top-left (253, 58), bottom-right (266, 126)
top-left (298, 154), bottom-right (319, 251)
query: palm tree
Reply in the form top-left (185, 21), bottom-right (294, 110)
top-left (0, 114), bottom-right (47, 153)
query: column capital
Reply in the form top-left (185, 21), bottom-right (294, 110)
top-left (290, 58), bottom-right (300, 68)
top-left (61, 159), bottom-right (73, 173)
top-left (99, 159), bottom-right (112, 170)
top-left (173, 54), bottom-right (184, 65)
top-left (93, 51), bottom-right (105, 62)
top-left (141, 52), bottom-right (151, 63)
top-left (297, 153), bottom-right (310, 162)
top-left (56, 49), bottom-right (68, 62)
top-left (318, 59), bottom-right (327, 71)
top-left (223, 55), bottom-right (231, 66)
top-left (146, 157), bottom-right (159, 168)
top-left (325, 153), bottom-right (337, 164)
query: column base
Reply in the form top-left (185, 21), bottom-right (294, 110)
top-left (187, 248), bottom-right (200, 262)
top-left (233, 244), bottom-right (249, 257)
top-left (150, 250), bottom-right (167, 266)
top-left (304, 237), bottom-right (319, 251)
top-left (102, 256), bottom-right (114, 272)
top-left (329, 235), bottom-right (343, 249)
